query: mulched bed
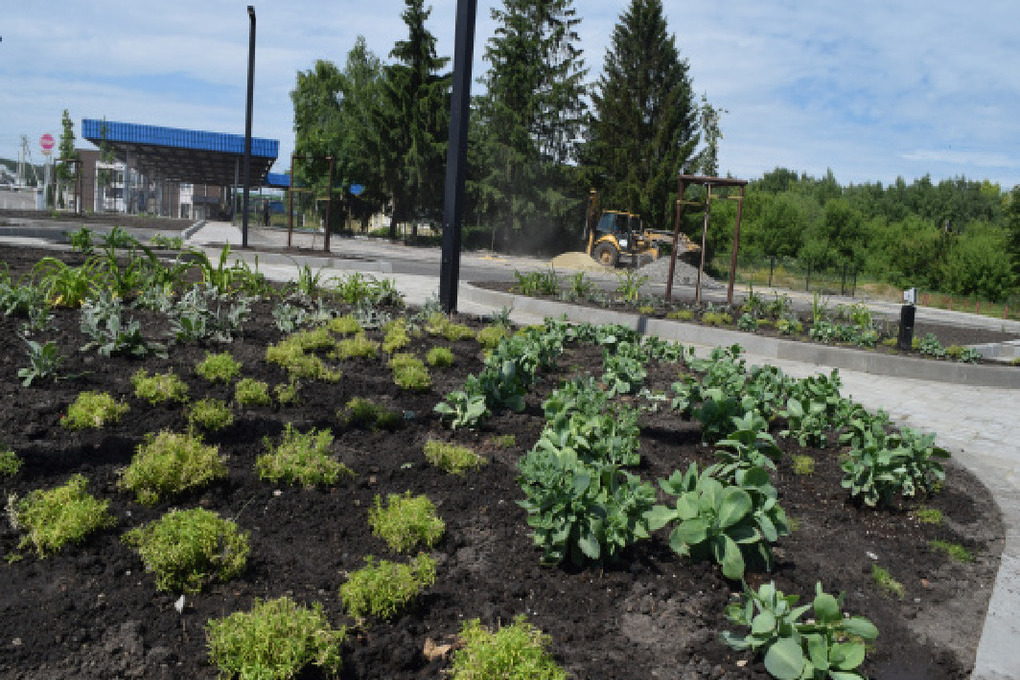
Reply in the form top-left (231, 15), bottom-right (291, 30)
top-left (0, 245), bottom-right (1004, 679)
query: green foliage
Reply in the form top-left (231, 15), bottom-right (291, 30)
top-left (911, 506), bottom-right (943, 524)
top-left (737, 312), bottom-right (758, 331)
top-left (0, 448), bottom-right (23, 477)
top-left (423, 439), bottom-right (487, 475)
top-left (512, 269), bottom-right (560, 296)
top-left (381, 317), bottom-right (412, 353)
top-left (119, 430), bottom-right (227, 506)
top-left (721, 580), bottom-right (879, 680)
top-left (68, 227), bottom-right (95, 255)
top-left (18, 336), bottom-right (64, 386)
top-left (257, 424), bottom-right (351, 488)
top-left (80, 290), bottom-right (166, 358)
top-left (667, 309), bottom-right (694, 321)
top-left (131, 369), bottom-right (189, 405)
top-left (196, 351), bottom-right (242, 383)
top-left (476, 323), bottom-right (509, 351)
top-left (601, 340), bottom-right (647, 396)
top-left (265, 336), bottom-right (341, 382)
top-left (426, 346), bottom-right (455, 367)
top-left (123, 508), bottom-right (249, 593)
top-left (424, 312), bottom-right (475, 341)
top-left (8, 474), bottom-right (115, 557)
top-left (166, 283), bottom-right (251, 344)
top-left (931, 540), bottom-right (974, 563)
top-left (614, 270), bottom-right (649, 303)
top-left (337, 397), bottom-right (402, 431)
top-left (791, 455), bottom-right (815, 476)
top-left (539, 377), bottom-right (642, 468)
top-left (562, 271), bottom-right (596, 302)
top-left (369, 492), bottom-right (445, 553)
top-left (840, 421), bottom-right (950, 508)
top-left (326, 313), bottom-right (363, 336)
top-left (234, 378), bottom-right (273, 407)
top-left (450, 616), bottom-right (567, 680)
top-left (433, 387), bottom-right (490, 430)
top-left (206, 597), bottom-right (345, 680)
top-left (702, 310), bottom-right (733, 326)
top-left (389, 352), bottom-right (431, 390)
top-left (339, 553), bottom-right (436, 622)
top-left (871, 564), bottom-right (905, 599)
top-left (32, 256), bottom-right (98, 309)
top-left (917, 332), bottom-right (946, 358)
top-left (63, 390), bottom-right (129, 429)
top-left (187, 398), bottom-right (234, 432)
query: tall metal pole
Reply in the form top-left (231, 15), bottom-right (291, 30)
top-left (439, 0), bottom-right (478, 313)
top-left (241, 5), bottom-right (256, 248)
top-left (324, 156), bottom-right (334, 253)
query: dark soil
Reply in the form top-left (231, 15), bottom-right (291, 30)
top-left (0, 245), bottom-right (1004, 680)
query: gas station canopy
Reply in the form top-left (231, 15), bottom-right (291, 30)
top-left (81, 119), bottom-right (279, 187)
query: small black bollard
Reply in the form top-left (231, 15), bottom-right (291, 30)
top-left (897, 303), bottom-right (916, 351)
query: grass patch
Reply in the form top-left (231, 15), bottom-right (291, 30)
top-left (256, 424), bottom-right (353, 488)
top-left (369, 492), bottom-right (445, 553)
top-left (187, 398), bottom-right (234, 432)
top-left (206, 597), bottom-right (345, 680)
top-left (423, 439), bottom-right (487, 475)
top-left (450, 615), bottom-right (567, 680)
top-left (234, 378), bottom-right (273, 407)
top-left (931, 540), bottom-right (974, 563)
top-left (791, 454), bottom-right (815, 476)
top-left (389, 353), bottom-right (431, 390)
top-left (489, 434), bottom-right (516, 448)
top-left (339, 553), bottom-right (436, 622)
top-left (123, 507), bottom-right (249, 593)
top-left (426, 346), bottom-right (455, 367)
top-left (118, 430), bottom-right (227, 506)
top-left (63, 390), bottom-right (129, 429)
top-left (195, 351), bottom-right (242, 383)
top-left (7, 474), bottom-right (115, 557)
top-left (131, 369), bottom-right (189, 405)
top-left (911, 506), bottom-right (943, 524)
top-left (871, 563), bottom-right (905, 599)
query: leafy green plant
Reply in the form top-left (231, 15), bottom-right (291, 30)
top-left (339, 553), bottom-right (436, 622)
top-left (930, 540), bottom-right (974, 563)
top-left (166, 283), bottom-right (252, 344)
top-left (68, 227), bottom-right (95, 255)
top-left (332, 334), bottom-right (379, 360)
top-left (118, 430), bottom-right (227, 506)
top-left (63, 390), bottom-right (129, 429)
top-left (195, 351), bottom-right (242, 383)
top-left (256, 424), bottom-right (352, 488)
top-left (562, 271), bottom-right (596, 302)
top-left (381, 318), bottom-right (412, 353)
top-left (513, 268), bottom-right (559, 296)
top-left (433, 386), bottom-right (489, 430)
top-left (615, 269), bottom-right (649, 303)
top-left (234, 378), bottom-right (273, 407)
top-left (779, 396), bottom-right (831, 448)
top-left (337, 397), bottom-right (402, 431)
top-left (368, 492), bottom-right (445, 553)
top-left (18, 336), bottom-right (65, 386)
top-left (702, 310), bottom-right (733, 326)
top-left (539, 377), bottom-right (642, 467)
top-left (123, 507), bottom-right (249, 593)
top-left (667, 309), bottom-right (694, 321)
top-left (80, 290), bottom-right (166, 358)
top-left (840, 424), bottom-right (950, 507)
top-left (274, 378), bottom-right (301, 405)
top-left (423, 439), bottom-right (487, 474)
top-left (708, 411), bottom-right (782, 483)
top-left (425, 312), bottom-right (475, 341)
top-left (327, 313), bottom-right (363, 336)
top-left (721, 580), bottom-right (878, 680)
top-left (737, 312), bottom-right (759, 331)
top-left (131, 369), bottom-right (189, 405)
top-left (450, 616), bottom-right (567, 680)
top-left (871, 564), bottom-right (905, 599)
top-left (0, 448), bottom-right (23, 477)
top-left (206, 597), bottom-right (344, 680)
top-left (601, 340), bottom-right (647, 396)
top-left (389, 352), bottom-right (431, 390)
top-left (7, 474), bottom-right (115, 556)
top-left (33, 256), bottom-right (98, 308)
top-left (426, 346), bottom-right (455, 367)
top-left (265, 336), bottom-right (341, 382)
top-left (148, 234), bottom-right (183, 250)
top-left (187, 398), bottom-right (235, 431)
top-left (917, 332), bottom-right (946, 358)
top-left (776, 315), bottom-right (803, 335)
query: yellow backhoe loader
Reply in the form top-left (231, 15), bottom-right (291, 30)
top-left (583, 190), bottom-right (698, 267)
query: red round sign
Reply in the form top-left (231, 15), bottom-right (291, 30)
top-left (40, 134), bottom-right (55, 151)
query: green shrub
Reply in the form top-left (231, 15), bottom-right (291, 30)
top-left (123, 507), bottom-right (249, 593)
top-left (702, 310), bottom-right (733, 326)
top-left (425, 312), bottom-right (475, 341)
top-left (119, 430), bottom-right (227, 506)
top-left (426, 346), bottom-right (455, 367)
top-left (265, 337), bottom-right (341, 381)
top-left (235, 378), bottom-right (273, 407)
top-left (195, 351), bottom-right (242, 383)
top-left (369, 492), bottom-right (445, 553)
top-left (187, 398), bottom-right (234, 431)
top-left (389, 353), bottom-right (431, 390)
top-left (337, 397), bottom-right (402, 431)
top-left (339, 553), bottom-right (436, 622)
top-left (450, 616), bottom-right (567, 680)
top-left (326, 314), bottom-right (363, 336)
top-left (0, 448), bottom-right (23, 477)
top-left (381, 318), bottom-right (412, 353)
top-left (63, 391), bottom-right (129, 429)
top-left (8, 474), bottom-right (115, 556)
top-left (274, 378), bottom-right (301, 405)
top-left (256, 424), bottom-right (353, 488)
top-left (476, 324), bottom-right (509, 351)
top-left (423, 439), bottom-right (487, 475)
top-left (206, 597), bottom-right (345, 680)
top-left (131, 369), bottom-right (189, 405)
top-left (332, 334), bottom-right (379, 360)
top-left (667, 309), bottom-right (694, 321)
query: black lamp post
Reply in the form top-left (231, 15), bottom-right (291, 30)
top-left (241, 5), bottom-right (256, 248)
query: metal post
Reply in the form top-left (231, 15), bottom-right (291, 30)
top-left (726, 185), bottom-right (745, 305)
top-left (439, 0), bottom-right (478, 313)
top-left (666, 177), bottom-right (686, 299)
top-left (287, 154), bottom-right (294, 248)
top-left (324, 156), bottom-right (334, 253)
top-left (241, 5), bottom-right (256, 248)
top-left (696, 186), bottom-right (712, 304)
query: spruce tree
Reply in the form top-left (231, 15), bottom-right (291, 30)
top-left (583, 0), bottom-right (700, 230)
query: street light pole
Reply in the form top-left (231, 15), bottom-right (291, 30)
top-left (241, 5), bottom-right (256, 248)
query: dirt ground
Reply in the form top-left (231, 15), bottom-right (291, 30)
top-left (0, 245), bottom-right (1004, 679)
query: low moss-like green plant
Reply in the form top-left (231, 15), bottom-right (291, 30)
top-left (265, 337), bottom-right (341, 382)
top-left (369, 492), bottom-right (445, 553)
top-left (123, 507), bottom-right (249, 593)
top-left (118, 430), bottom-right (227, 506)
top-left (476, 324), bottom-right (509, 351)
top-left (931, 540), bottom-right (974, 563)
top-left (871, 563), bottom-right (905, 599)
top-left (337, 397), bottom-right (402, 431)
top-left (327, 314), bottom-right (363, 336)
top-left (8, 474), bottom-right (115, 556)
top-left (234, 377), bottom-right (273, 407)
top-left (389, 353), bottom-right (431, 390)
top-left (449, 616), bottom-right (567, 680)
top-left (425, 312), bottom-right (475, 341)
top-left (274, 378), bottom-right (301, 405)
top-left (131, 369), bottom-right (189, 405)
top-left (637, 305), bottom-right (655, 316)
top-left (63, 390), bottom-right (129, 429)
top-left (256, 424), bottom-right (353, 488)
top-left (701, 310), bottom-right (733, 326)
top-left (187, 398), bottom-right (235, 431)
top-left (489, 434), bottom-right (516, 449)
top-left (426, 346), bottom-right (455, 367)
top-left (206, 597), bottom-right (345, 680)
top-left (196, 351), bottom-right (242, 383)
top-left (381, 318), bottom-right (412, 353)
top-left (666, 309), bottom-right (694, 321)
top-left (332, 334), bottom-right (379, 361)
top-left (339, 553), bottom-right (436, 622)
top-left (423, 439), bottom-right (487, 475)
top-left (0, 448), bottom-right (23, 477)
top-left (911, 506), bottom-right (943, 524)
top-left (791, 454), bottom-right (815, 476)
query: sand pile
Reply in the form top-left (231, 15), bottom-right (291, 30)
top-left (549, 251), bottom-right (613, 272)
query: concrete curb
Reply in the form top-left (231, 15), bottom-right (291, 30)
top-left (462, 283), bottom-right (1020, 389)
top-left (190, 243), bottom-right (394, 275)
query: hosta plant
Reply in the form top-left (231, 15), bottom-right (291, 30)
top-left (840, 425), bottom-right (949, 508)
top-left (721, 580), bottom-right (878, 680)
top-left (601, 340), bottom-right (647, 396)
top-left (63, 390), bottom-right (129, 429)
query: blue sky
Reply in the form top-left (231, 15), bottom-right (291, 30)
top-left (1, 1), bottom-right (1017, 188)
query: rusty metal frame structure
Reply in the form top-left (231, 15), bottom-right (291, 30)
top-left (666, 174), bottom-right (748, 304)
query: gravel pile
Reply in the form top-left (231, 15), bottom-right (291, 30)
top-left (638, 254), bottom-right (723, 289)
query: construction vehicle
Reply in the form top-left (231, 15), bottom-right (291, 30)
top-left (583, 190), bottom-right (698, 267)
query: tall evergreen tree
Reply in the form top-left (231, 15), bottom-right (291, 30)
top-left (583, 0), bottom-right (700, 230)
top-left (373, 0), bottom-right (450, 237)
top-left (471, 0), bottom-right (587, 251)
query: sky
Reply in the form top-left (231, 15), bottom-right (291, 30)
top-left (1, 1), bottom-right (1018, 189)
